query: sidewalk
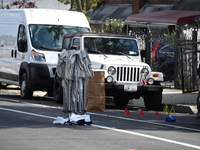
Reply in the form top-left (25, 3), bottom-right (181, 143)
top-left (130, 88), bottom-right (198, 114)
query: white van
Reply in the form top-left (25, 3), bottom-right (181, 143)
top-left (0, 9), bottom-right (91, 98)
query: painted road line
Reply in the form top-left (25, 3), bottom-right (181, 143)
top-left (93, 124), bottom-right (200, 150)
top-left (0, 107), bottom-right (55, 119)
top-left (88, 112), bottom-right (200, 132)
top-left (0, 106), bottom-right (200, 149)
top-left (0, 97), bottom-right (200, 132)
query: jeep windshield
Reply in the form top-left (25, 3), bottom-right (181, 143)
top-left (84, 37), bottom-right (139, 56)
top-left (29, 24), bottom-right (90, 51)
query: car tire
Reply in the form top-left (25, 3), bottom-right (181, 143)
top-left (20, 72), bottom-right (33, 99)
top-left (113, 92), bottom-right (130, 107)
top-left (54, 75), bottom-right (63, 103)
top-left (143, 91), bottom-right (162, 111)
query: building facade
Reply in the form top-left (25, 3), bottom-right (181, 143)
top-left (88, 0), bottom-right (179, 28)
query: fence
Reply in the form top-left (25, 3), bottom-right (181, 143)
top-left (130, 27), bottom-right (200, 91)
top-left (174, 29), bottom-right (199, 92)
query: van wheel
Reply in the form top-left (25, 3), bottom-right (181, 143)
top-left (143, 91), bottom-right (162, 111)
top-left (20, 73), bottom-right (33, 99)
top-left (54, 75), bottom-right (63, 103)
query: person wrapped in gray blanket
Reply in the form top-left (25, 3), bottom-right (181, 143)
top-left (56, 49), bottom-right (94, 125)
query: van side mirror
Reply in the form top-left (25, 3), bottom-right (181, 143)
top-left (18, 39), bottom-right (27, 52)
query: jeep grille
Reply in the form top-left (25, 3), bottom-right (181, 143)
top-left (116, 67), bottom-right (140, 82)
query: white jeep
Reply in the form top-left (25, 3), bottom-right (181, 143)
top-left (54, 33), bottom-right (164, 110)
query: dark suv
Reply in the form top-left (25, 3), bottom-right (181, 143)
top-left (152, 42), bottom-right (174, 81)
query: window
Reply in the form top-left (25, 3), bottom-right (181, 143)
top-left (63, 38), bottom-right (70, 49)
top-left (17, 25), bottom-right (27, 52)
top-left (72, 38), bottom-right (80, 50)
top-left (29, 24), bottom-right (90, 51)
top-left (84, 37), bottom-right (139, 56)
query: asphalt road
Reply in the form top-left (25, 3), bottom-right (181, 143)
top-left (0, 94), bottom-right (200, 150)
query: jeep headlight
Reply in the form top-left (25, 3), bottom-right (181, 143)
top-left (141, 68), bottom-right (149, 77)
top-left (108, 66), bottom-right (116, 75)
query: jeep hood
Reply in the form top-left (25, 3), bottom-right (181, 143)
top-left (89, 55), bottom-right (149, 69)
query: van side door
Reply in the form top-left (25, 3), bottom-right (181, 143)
top-left (13, 24), bottom-right (28, 82)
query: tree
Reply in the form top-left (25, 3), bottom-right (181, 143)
top-left (58, 0), bottom-right (104, 14)
top-left (58, 0), bottom-right (125, 34)
top-left (105, 18), bottom-right (124, 34)
top-left (4, 0), bottom-right (37, 9)
top-left (92, 18), bottom-right (124, 34)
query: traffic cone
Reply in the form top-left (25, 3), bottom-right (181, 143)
top-left (124, 108), bottom-right (128, 113)
top-left (155, 112), bottom-right (159, 117)
top-left (139, 109), bottom-right (144, 116)
top-left (126, 110), bottom-right (130, 116)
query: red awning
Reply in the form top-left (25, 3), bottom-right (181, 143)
top-left (127, 10), bottom-right (200, 25)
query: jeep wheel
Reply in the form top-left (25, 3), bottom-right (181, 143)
top-left (143, 91), bottom-right (162, 111)
top-left (54, 75), bottom-right (63, 103)
top-left (113, 92), bottom-right (130, 107)
top-left (20, 72), bottom-right (33, 99)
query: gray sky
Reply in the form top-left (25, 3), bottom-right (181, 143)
top-left (1, 0), bottom-right (70, 10)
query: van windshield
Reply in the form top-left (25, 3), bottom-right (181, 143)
top-left (84, 37), bottom-right (139, 56)
top-left (29, 24), bottom-right (90, 51)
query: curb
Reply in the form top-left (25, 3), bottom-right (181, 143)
top-left (174, 104), bottom-right (198, 114)
top-left (161, 103), bottom-right (198, 114)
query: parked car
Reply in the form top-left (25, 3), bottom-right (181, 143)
top-left (54, 33), bottom-right (164, 110)
top-left (0, 9), bottom-right (91, 99)
top-left (152, 42), bottom-right (174, 81)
